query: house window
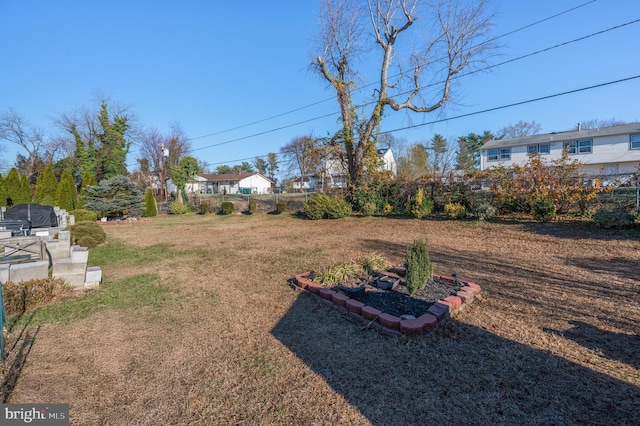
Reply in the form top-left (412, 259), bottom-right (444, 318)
top-left (564, 140), bottom-right (592, 154)
top-left (487, 148), bottom-right (511, 161)
top-left (631, 134), bottom-right (640, 150)
top-left (527, 144), bottom-right (550, 155)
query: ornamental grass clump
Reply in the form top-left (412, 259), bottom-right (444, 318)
top-left (2, 278), bottom-right (73, 317)
top-left (405, 239), bottom-right (432, 295)
top-left (359, 253), bottom-right (390, 274)
top-left (275, 200), bottom-right (287, 214)
top-left (314, 261), bottom-right (362, 287)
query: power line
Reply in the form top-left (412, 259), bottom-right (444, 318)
top-left (205, 74), bottom-right (640, 167)
top-left (187, 17), bottom-right (639, 155)
top-left (183, 0), bottom-right (599, 144)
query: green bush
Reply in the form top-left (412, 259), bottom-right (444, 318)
top-left (302, 194), bottom-right (352, 220)
top-left (248, 199), bottom-right (257, 214)
top-left (531, 198), bottom-right (556, 222)
top-left (359, 253), bottom-right (390, 274)
top-left (71, 209), bottom-right (98, 222)
top-left (198, 200), bottom-right (212, 215)
top-left (275, 200), bottom-right (287, 214)
top-left (472, 203), bottom-right (497, 221)
top-left (593, 207), bottom-right (635, 229)
top-left (143, 189), bottom-right (157, 217)
top-left (169, 202), bottom-right (188, 215)
top-left (406, 188), bottom-right (433, 219)
top-left (220, 201), bottom-right (234, 215)
top-left (405, 239), bottom-right (432, 295)
top-left (2, 278), bottom-right (72, 317)
top-left (444, 202), bottom-right (466, 219)
top-left (70, 221), bottom-right (107, 248)
top-left (315, 261), bottom-right (362, 287)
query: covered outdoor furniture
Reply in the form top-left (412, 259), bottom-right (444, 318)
top-left (3, 204), bottom-right (58, 229)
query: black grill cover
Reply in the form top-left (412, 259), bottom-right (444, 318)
top-left (4, 204), bottom-right (58, 228)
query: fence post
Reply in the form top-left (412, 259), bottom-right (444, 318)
top-left (636, 173), bottom-right (639, 213)
top-left (0, 282), bottom-right (5, 362)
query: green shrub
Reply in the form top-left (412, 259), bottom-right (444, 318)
top-left (593, 207), bottom-right (635, 229)
top-left (444, 202), bottom-right (466, 219)
top-left (71, 209), bottom-right (98, 222)
top-left (70, 221), bottom-right (107, 248)
top-left (531, 197), bottom-right (556, 222)
top-left (169, 202), bottom-right (188, 215)
top-left (315, 261), bottom-right (362, 287)
top-left (359, 253), bottom-right (390, 274)
top-left (276, 200), bottom-right (287, 214)
top-left (472, 203), bottom-right (497, 221)
top-left (248, 199), bottom-right (257, 214)
top-left (302, 194), bottom-right (352, 220)
top-left (220, 201), bottom-right (234, 215)
top-left (405, 239), bottom-right (432, 295)
top-left (406, 188), bottom-right (433, 219)
top-left (2, 278), bottom-right (73, 317)
top-left (382, 204), bottom-right (393, 216)
top-left (199, 200), bottom-right (212, 215)
top-left (143, 189), bottom-right (157, 217)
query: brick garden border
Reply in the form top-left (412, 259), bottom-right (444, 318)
top-left (291, 272), bottom-right (482, 337)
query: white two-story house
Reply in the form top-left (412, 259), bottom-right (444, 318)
top-left (480, 123), bottom-right (640, 179)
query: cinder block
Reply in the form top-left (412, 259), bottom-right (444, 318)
top-left (8, 261), bottom-right (49, 283)
top-left (45, 240), bottom-right (71, 260)
top-left (0, 264), bottom-right (10, 284)
top-left (57, 273), bottom-right (86, 290)
top-left (0, 230), bottom-right (12, 239)
top-left (52, 258), bottom-right (87, 275)
top-left (69, 215), bottom-right (75, 226)
top-left (84, 266), bottom-right (102, 289)
top-left (70, 246), bottom-right (89, 264)
top-left (58, 231), bottom-right (70, 242)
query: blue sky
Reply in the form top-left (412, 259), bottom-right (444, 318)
top-left (1, 0), bottom-right (639, 176)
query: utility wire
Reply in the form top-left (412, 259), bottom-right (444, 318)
top-left (202, 74), bottom-right (640, 167)
top-left (185, 0), bottom-right (599, 143)
top-left (188, 17), bottom-right (639, 154)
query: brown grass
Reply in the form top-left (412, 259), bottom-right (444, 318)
top-left (3, 213), bottom-right (639, 425)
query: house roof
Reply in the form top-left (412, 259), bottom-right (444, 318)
top-left (482, 123), bottom-right (640, 150)
top-left (200, 172), bottom-right (273, 183)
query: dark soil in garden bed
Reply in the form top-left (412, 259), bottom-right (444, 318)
top-left (335, 274), bottom-right (463, 318)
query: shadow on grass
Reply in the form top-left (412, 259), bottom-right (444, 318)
top-left (271, 294), bottom-right (639, 425)
top-left (544, 321), bottom-right (640, 370)
top-left (1, 311), bottom-right (40, 403)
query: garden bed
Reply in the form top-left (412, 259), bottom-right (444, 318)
top-left (292, 269), bottom-right (482, 336)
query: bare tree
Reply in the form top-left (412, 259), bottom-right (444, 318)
top-left (578, 118), bottom-right (629, 130)
top-left (496, 120), bottom-right (542, 139)
top-left (0, 108), bottom-right (46, 177)
top-left (314, 0), bottom-right (495, 189)
top-left (280, 136), bottom-right (323, 190)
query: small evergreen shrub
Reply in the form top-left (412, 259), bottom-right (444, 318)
top-left (472, 203), bottom-right (497, 221)
top-left (444, 202), bottom-right (466, 219)
top-left (531, 197), bottom-right (556, 222)
top-left (169, 202), bottom-right (188, 215)
top-left (70, 221), bottom-right (107, 248)
top-left (275, 200), bottom-right (287, 214)
top-left (248, 199), bottom-right (257, 214)
top-left (406, 188), bottom-right (433, 219)
top-left (143, 189), bottom-right (157, 217)
top-left (199, 200), bottom-right (212, 215)
top-left (220, 201), bottom-right (234, 215)
top-left (302, 194), bottom-right (352, 220)
top-left (2, 278), bottom-right (72, 316)
top-left (593, 207), bottom-right (635, 229)
top-left (405, 239), bottom-right (432, 295)
top-left (71, 209), bottom-right (98, 222)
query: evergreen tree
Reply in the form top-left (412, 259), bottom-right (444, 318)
top-left (34, 163), bottom-right (58, 204)
top-left (5, 168), bottom-right (21, 206)
top-left (96, 102), bottom-right (130, 180)
top-left (143, 188), bottom-right (157, 217)
top-left (55, 169), bottom-right (78, 211)
top-left (84, 175), bottom-right (144, 218)
top-left (455, 136), bottom-right (476, 171)
top-left (78, 171), bottom-right (98, 208)
top-left (18, 174), bottom-right (32, 204)
top-left (0, 174), bottom-right (7, 207)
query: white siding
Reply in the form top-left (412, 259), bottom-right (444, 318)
top-left (238, 175), bottom-right (273, 194)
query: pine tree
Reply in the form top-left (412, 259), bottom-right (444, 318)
top-left (55, 169), bottom-right (78, 211)
top-left (143, 188), bottom-right (157, 217)
top-left (5, 168), bottom-right (21, 206)
top-left (78, 171), bottom-right (98, 208)
top-left (18, 174), bottom-right (32, 204)
top-left (84, 175), bottom-right (144, 218)
top-left (0, 174), bottom-right (7, 207)
top-left (34, 163), bottom-right (58, 205)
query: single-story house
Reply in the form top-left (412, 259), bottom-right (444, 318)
top-left (480, 123), bottom-right (640, 179)
top-left (199, 172), bottom-right (274, 194)
top-left (321, 147), bottom-right (397, 190)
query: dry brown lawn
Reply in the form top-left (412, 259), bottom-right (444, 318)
top-left (2, 213), bottom-right (639, 425)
